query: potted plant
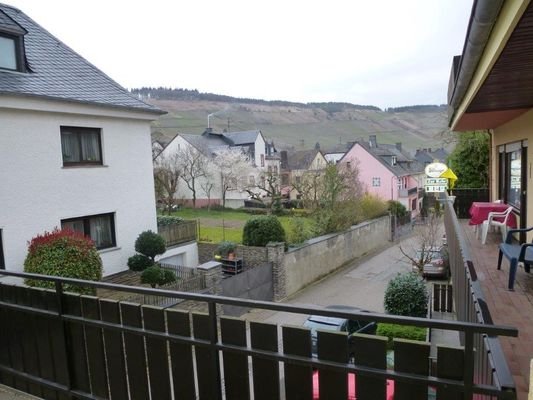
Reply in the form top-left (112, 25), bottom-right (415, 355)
top-left (216, 241), bottom-right (237, 260)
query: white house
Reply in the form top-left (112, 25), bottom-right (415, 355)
top-left (159, 128), bottom-right (274, 208)
top-left (0, 4), bottom-right (165, 276)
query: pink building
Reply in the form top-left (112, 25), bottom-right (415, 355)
top-left (340, 135), bottom-right (425, 216)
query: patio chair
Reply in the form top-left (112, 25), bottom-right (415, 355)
top-left (481, 206), bottom-right (513, 244)
top-left (497, 227), bottom-right (533, 290)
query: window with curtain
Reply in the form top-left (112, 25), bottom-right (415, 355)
top-left (60, 126), bottom-right (102, 165)
top-left (61, 213), bottom-right (115, 249)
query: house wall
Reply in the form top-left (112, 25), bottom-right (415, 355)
top-left (492, 108), bottom-right (533, 235)
top-left (254, 134), bottom-right (266, 168)
top-left (0, 98), bottom-right (157, 276)
top-left (341, 144), bottom-right (397, 200)
top-left (166, 135), bottom-right (258, 209)
top-left (157, 241), bottom-right (198, 267)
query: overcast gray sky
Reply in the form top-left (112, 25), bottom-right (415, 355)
top-left (6, 0), bottom-right (473, 109)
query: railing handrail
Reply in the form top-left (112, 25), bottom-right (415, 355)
top-left (442, 193), bottom-right (517, 393)
top-left (0, 269), bottom-right (518, 337)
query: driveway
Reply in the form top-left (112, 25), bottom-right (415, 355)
top-left (244, 233), bottom-right (423, 327)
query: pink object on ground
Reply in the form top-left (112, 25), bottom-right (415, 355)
top-left (312, 371), bottom-right (394, 400)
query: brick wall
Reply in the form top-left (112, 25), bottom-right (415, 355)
top-left (198, 242), bottom-right (268, 268)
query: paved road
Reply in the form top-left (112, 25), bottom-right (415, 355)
top-left (244, 233), bottom-right (423, 327)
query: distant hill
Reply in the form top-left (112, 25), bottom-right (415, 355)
top-left (132, 87), bottom-right (450, 154)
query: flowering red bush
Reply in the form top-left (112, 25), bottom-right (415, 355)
top-left (24, 228), bottom-right (102, 294)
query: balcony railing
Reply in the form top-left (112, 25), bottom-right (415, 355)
top-left (443, 194), bottom-right (516, 396)
top-left (157, 219), bottom-right (197, 247)
top-left (0, 269), bottom-right (518, 400)
top-left (399, 187), bottom-right (418, 197)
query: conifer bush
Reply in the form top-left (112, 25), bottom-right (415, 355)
top-left (134, 230), bottom-right (166, 261)
top-left (24, 228), bottom-right (102, 294)
top-left (384, 273), bottom-right (428, 317)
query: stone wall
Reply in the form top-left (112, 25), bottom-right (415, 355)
top-left (281, 216), bottom-right (391, 298)
top-left (197, 242), bottom-right (268, 268)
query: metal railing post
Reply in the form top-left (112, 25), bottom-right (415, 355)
top-left (55, 281), bottom-right (74, 400)
top-left (464, 329), bottom-right (474, 400)
top-left (208, 301), bottom-right (222, 399)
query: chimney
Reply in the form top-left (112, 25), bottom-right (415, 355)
top-left (280, 151), bottom-right (288, 169)
top-left (428, 148), bottom-right (432, 153)
top-left (395, 143), bottom-right (402, 152)
top-left (369, 135), bottom-right (377, 148)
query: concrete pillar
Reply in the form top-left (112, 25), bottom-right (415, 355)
top-left (267, 242), bottom-right (286, 301)
top-left (197, 261), bottom-right (223, 296)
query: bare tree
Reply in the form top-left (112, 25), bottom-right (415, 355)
top-left (290, 170), bottom-right (323, 209)
top-left (399, 212), bottom-right (443, 272)
top-left (178, 145), bottom-right (209, 208)
top-left (154, 151), bottom-right (182, 214)
top-left (213, 148), bottom-right (253, 208)
top-left (246, 170), bottom-right (283, 211)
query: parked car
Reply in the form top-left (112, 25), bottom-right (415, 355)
top-left (303, 305), bottom-right (377, 357)
top-left (412, 246), bottom-right (449, 279)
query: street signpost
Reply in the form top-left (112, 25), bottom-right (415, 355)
top-left (424, 177), bottom-right (448, 193)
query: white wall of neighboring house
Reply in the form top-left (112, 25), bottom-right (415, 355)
top-left (165, 134), bottom-right (267, 209)
top-left (0, 97), bottom-right (158, 276)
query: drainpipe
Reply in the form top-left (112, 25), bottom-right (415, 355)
top-left (448, 0), bottom-right (505, 126)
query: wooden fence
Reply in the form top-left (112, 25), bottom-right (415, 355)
top-left (157, 220), bottom-right (197, 247)
top-left (0, 271), bottom-right (518, 400)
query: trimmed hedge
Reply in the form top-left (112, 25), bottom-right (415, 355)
top-left (24, 228), bottom-right (102, 295)
top-left (242, 215), bottom-right (286, 246)
top-left (127, 254), bottom-right (154, 271)
top-left (384, 273), bottom-right (428, 317)
top-left (141, 266), bottom-right (177, 288)
top-left (156, 215), bottom-right (184, 226)
top-left (377, 323), bottom-right (427, 349)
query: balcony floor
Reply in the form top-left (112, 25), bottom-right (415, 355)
top-left (461, 221), bottom-right (533, 399)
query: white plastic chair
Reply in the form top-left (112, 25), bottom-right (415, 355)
top-left (481, 206), bottom-right (513, 244)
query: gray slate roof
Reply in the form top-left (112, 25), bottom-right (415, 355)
top-left (180, 133), bottom-right (229, 156)
top-left (354, 139), bottom-right (425, 177)
top-left (414, 148), bottom-right (449, 165)
top-left (287, 149), bottom-right (323, 170)
top-left (223, 130), bottom-right (260, 145)
top-left (0, 4), bottom-right (162, 114)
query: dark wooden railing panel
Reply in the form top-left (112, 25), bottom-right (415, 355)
top-left (317, 330), bottom-right (348, 399)
top-left (394, 338), bottom-right (431, 400)
top-left (250, 321), bottom-right (280, 400)
top-left (436, 345), bottom-right (465, 400)
top-left (14, 286), bottom-right (42, 397)
top-left (28, 289), bottom-right (58, 400)
top-left (167, 309), bottom-right (196, 400)
top-left (351, 333), bottom-right (388, 400)
top-left (80, 296), bottom-right (109, 399)
top-left (143, 305), bottom-right (172, 400)
top-left (0, 285), bottom-right (24, 391)
top-left (63, 293), bottom-right (90, 394)
top-left (0, 285), bottom-right (13, 389)
top-left (120, 302), bottom-right (149, 400)
top-left (282, 326), bottom-right (313, 400)
top-left (99, 299), bottom-right (128, 400)
top-left (43, 290), bottom-right (70, 400)
top-left (220, 317), bottom-right (250, 400)
top-left (193, 313), bottom-right (220, 399)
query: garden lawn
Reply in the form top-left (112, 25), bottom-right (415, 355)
top-left (168, 208), bottom-right (315, 244)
